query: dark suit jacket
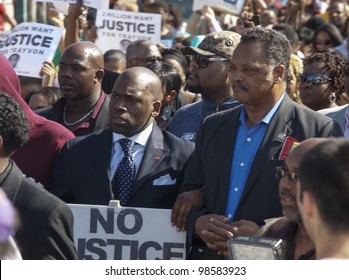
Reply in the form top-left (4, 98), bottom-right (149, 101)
top-left (182, 95), bottom-right (343, 259)
top-left (2, 161), bottom-right (78, 260)
top-left (318, 104), bottom-right (348, 133)
top-left (50, 123), bottom-right (195, 209)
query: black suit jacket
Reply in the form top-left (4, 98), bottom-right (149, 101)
top-left (182, 95), bottom-right (343, 259)
top-left (50, 123), bottom-right (195, 209)
top-left (2, 161), bottom-right (78, 260)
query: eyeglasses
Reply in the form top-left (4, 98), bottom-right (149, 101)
top-left (315, 39), bottom-right (332, 46)
top-left (299, 74), bottom-right (332, 85)
top-left (130, 56), bottom-right (163, 65)
top-left (192, 53), bottom-right (229, 68)
top-left (343, 64), bottom-right (349, 76)
top-left (145, 56), bottom-right (163, 63)
top-left (275, 166), bottom-right (299, 184)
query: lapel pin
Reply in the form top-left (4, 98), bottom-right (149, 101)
top-left (153, 156), bottom-right (161, 160)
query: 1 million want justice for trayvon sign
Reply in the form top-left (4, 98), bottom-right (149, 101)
top-left (69, 204), bottom-right (186, 260)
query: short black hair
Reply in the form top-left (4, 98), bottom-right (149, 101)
top-left (0, 92), bottom-right (29, 156)
top-left (299, 138), bottom-right (349, 232)
top-left (145, 62), bottom-right (182, 94)
top-left (241, 28), bottom-right (291, 77)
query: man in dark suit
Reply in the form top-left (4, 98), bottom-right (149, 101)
top-left (176, 28), bottom-right (343, 259)
top-left (0, 93), bottom-right (77, 260)
top-left (50, 67), bottom-right (194, 209)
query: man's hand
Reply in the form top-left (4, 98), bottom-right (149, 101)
top-left (195, 214), bottom-right (232, 256)
top-left (229, 219), bottom-right (260, 236)
top-left (171, 189), bottom-right (204, 231)
top-left (40, 61), bottom-right (56, 87)
top-left (200, 218), bottom-right (260, 256)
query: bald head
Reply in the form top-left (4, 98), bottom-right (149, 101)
top-left (290, 138), bottom-right (328, 163)
top-left (63, 41), bottom-right (104, 69)
top-left (117, 67), bottom-right (163, 100)
top-left (126, 40), bottom-right (162, 68)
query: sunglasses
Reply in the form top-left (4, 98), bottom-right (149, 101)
top-left (275, 166), bottom-right (299, 184)
top-left (130, 56), bottom-right (163, 65)
top-left (315, 39), bottom-right (332, 46)
top-left (192, 53), bottom-right (229, 68)
top-left (299, 74), bottom-right (332, 85)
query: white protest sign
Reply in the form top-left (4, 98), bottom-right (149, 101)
top-left (193, 0), bottom-right (246, 16)
top-left (33, 0), bottom-right (109, 10)
top-left (0, 23), bottom-right (63, 78)
top-left (94, 9), bottom-right (161, 54)
top-left (0, 31), bottom-right (9, 48)
top-left (69, 204), bottom-right (186, 260)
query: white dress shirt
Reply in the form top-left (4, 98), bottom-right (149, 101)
top-left (110, 123), bottom-right (154, 181)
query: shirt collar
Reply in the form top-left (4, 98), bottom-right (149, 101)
top-left (240, 93), bottom-right (285, 125)
top-left (112, 122), bottom-right (154, 147)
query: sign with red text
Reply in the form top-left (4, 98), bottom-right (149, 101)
top-left (0, 23), bottom-right (63, 78)
top-left (69, 204), bottom-right (186, 260)
top-left (34, 0), bottom-right (109, 10)
top-left (94, 9), bottom-right (161, 53)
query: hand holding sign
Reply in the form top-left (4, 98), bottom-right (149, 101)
top-left (39, 60), bottom-right (56, 87)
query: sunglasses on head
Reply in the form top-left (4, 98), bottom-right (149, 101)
top-left (192, 53), bottom-right (229, 68)
top-left (299, 74), bottom-right (332, 85)
top-left (275, 166), bottom-right (299, 184)
top-left (315, 39), bottom-right (332, 46)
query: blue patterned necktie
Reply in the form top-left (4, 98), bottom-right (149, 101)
top-left (111, 139), bottom-right (135, 206)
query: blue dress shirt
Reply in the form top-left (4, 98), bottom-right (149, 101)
top-left (226, 94), bottom-right (285, 221)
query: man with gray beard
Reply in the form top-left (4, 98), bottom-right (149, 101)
top-left (257, 138), bottom-right (327, 259)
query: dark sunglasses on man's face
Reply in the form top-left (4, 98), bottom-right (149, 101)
top-left (145, 56), bottom-right (163, 63)
top-left (299, 74), bottom-right (332, 85)
top-left (192, 53), bottom-right (228, 68)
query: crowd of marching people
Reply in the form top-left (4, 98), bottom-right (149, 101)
top-left (0, 0), bottom-right (349, 260)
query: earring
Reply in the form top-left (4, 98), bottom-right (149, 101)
top-left (161, 105), bottom-right (172, 121)
top-left (330, 92), bottom-right (336, 103)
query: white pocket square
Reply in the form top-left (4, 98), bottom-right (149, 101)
top-left (153, 174), bottom-right (176, 186)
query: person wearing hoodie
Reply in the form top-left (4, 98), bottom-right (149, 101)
top-left (0, 54), bottom-right (75, 189)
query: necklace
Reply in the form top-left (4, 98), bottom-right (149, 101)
top-left (63, 104), bottom-right (94, 126)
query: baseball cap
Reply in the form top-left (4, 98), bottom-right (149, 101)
top-left (184, 31), bottom-right (241, 59)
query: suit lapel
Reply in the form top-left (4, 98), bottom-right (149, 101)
top-left (217, 108), bottom-right (241, 213)
top-left (132, 124), bottom-right (169, 194)
top-left (240, 96), bottom-right (296, 200)
top-left (92, 128), bottom-right (113, 187)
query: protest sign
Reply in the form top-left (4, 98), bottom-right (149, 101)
top-left (34, 0), bottom-right (109, 10)
top-left (193, 0), bottom-right (246, 16)
top-left (0, 22), bottom-right (63, 78)
top-left (94, 9), bottom-right (161, 53)
top-left (69, 204), bottom-right (186, 260)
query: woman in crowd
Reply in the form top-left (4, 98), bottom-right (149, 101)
top-left (300, 51), bottom-right (346, 111)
